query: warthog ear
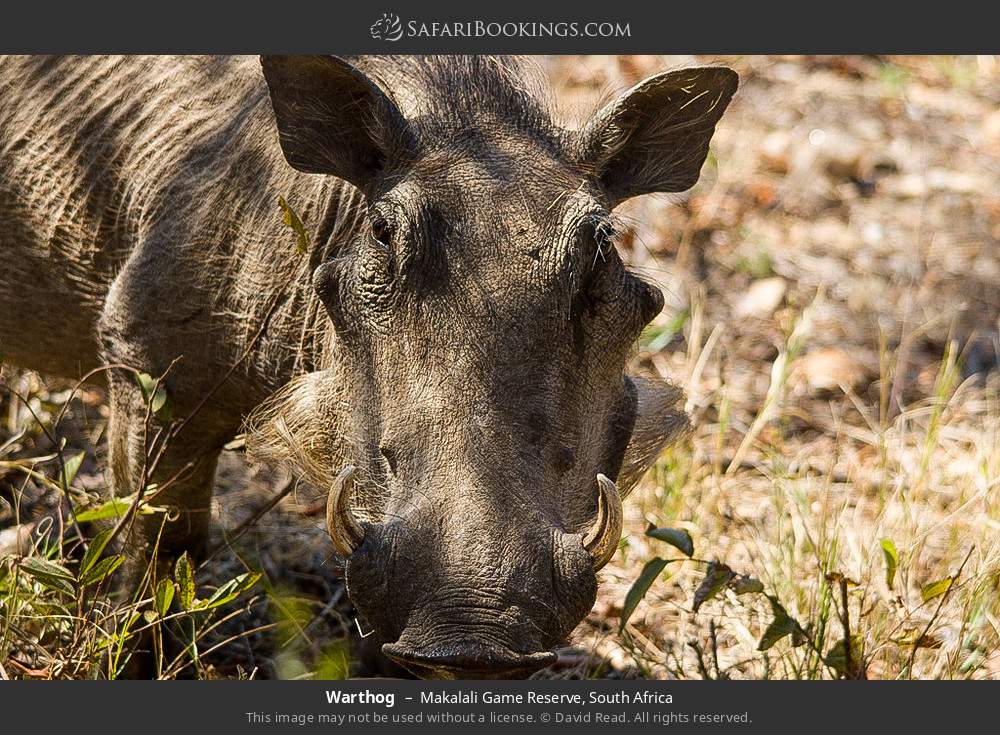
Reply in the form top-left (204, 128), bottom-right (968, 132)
top-left (580, 67), bottom-right (738, 206)
top-left (616, 377), bottom-right (690, 497)
top-left (260, 55), bottom-right (410, 189)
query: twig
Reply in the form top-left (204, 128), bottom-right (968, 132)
top-left (199, 477), bottom-right (297, 568)
top-left (837, 575), bottom-right (856, 679)
top-left (687, 638), bottom-right (712, 680)
top-left (7, 389), bottom-right (85, 553)
top-left (709, 619), bottom-right (726, 679)
top-left (906, 546), bottom-right (974, 678)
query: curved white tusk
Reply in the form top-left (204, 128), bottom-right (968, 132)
top-left (582, 473), bottom-right (624, 571)
top-left (326, 465), bottom-right (365, 557)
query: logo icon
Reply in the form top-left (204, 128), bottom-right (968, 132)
top-left (370, 13), bottom-right (403, 42)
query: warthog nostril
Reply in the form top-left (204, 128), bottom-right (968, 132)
top-left (382, 642), bottom-right (556, 679)
top-left (379, 444), bottom-right (398, 475)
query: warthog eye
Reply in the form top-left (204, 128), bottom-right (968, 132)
top-left (593, 220), bottom-right (617, 264)
top-left (370, 213), bottom-right (391, 248)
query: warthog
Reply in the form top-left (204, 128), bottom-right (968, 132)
top-left (0, 55), bottom-right (736, 678)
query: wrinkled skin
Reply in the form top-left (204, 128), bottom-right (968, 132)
top-left (0, 55), bottom-right (735, 678)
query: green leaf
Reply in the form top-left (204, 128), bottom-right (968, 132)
top-left (645, 526), bottom-right (694, 557)
top-left (234, 571), bottom-right (262, 595)
top-left (757, 597), bottom-right (798, 651)
top-left (154, 578), bottom-right (175, 617)
top-left (79, 528), bottom-right (115, 577)
top-left (194, 571), bottom-right (262, 611)
top-left (619, 557), bottom-right (670, 632)
top-left (824, 635), bottom-right (865, 678)
top-left (278, 195), bottom-right (310, 254)
top-left (109, 611), bottom-right (142, 651)
top-left (152, 391), bottom-right (172, 422)
top-left (60, 451), bottom-right (86, 487)
top-left (315, 642), bottom-right (351, 680)
top-left (135, 372), bottom-right (157, 404)
top-left (693, 561), bottom-right (735, 612)
top-left (175, 552), bottom-right (196, 611)
top-left (75, 497), bottom-right (132, 523)
top-left (729, 574), bottom-right (764, 595)
top-left (921, 577), bottom-right (953, 603)
top-left (880, 538), bottom-right (898, 589)
top-left (641, 308), bottom-right (690, 352)
top-left (80, 554), bottom-right (124, 586)
top-left (198, 578), bottom-right (239, 611)
top-left (134, 372), bottom-right (172, 423)
top-left (19, 557), bottom-right (76, 595)
top-left (891, 628), bottom-right (943, 649)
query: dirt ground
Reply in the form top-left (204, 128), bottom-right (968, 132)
top-left (2, 55), bottom-right (998, 679)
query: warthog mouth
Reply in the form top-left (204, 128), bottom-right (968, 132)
top-left (382, 642), bottom-right (557, 679)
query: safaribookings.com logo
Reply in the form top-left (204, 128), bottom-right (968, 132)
top-left (370, 13), bottom-right (404, 41)
top-left (370, 13), bottom-right (631, 41)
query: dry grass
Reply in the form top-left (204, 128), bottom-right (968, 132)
top-left (573, 299), bottom-right (1000, 679)
top-left (552, 54), bottom-right (1000, 680)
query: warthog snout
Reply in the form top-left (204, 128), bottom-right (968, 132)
top-left (332, 472), bottom-right (612, 677)
top-left (383, 641), bottom-right (557, 680)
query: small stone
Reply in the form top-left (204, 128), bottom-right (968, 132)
top-left (983, 109), bottom-right (1000, 152)
top-left (926, 168), bottom-right (985, 195)
top-left (0, 522), bottom-right (36, 557)
top-left (819, 131), bottom-right (863, 180)
top-left (759, 130), bottom-right (791, 173)
top-left (883, 173), bottom-right (929, 198)
top-left (862, 222), bottom-right (884, 247)
top-left (734, 277), bottom-right (787, 318)
top-left (795, 348), bottom-right (869, 392)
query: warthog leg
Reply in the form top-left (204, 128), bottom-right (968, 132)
top-left (103, 369), bottom-right (227, 677)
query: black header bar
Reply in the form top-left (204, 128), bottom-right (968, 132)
top-left (1, 0), bottom-right (997, 54)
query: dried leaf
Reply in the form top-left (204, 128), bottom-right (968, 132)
top-left (824, 635), bottom-right (865, 678)
top-left (825, 571), bottom-right (860, 586)
top-left (791, 622), bottom-right (811, 648)
top-left (729, 574), bottom-right (764, 595)
top-left (693, 561), bottom-right (734, 612)
top-left (891, 629), bottom-right (943, 649)
top-left (758, 597), bottom-right (798, 651)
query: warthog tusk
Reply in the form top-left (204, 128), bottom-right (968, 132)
top-left (326, 465), bottom-right (365, 557)
top-left (582, 474), bottom-right (623, 571)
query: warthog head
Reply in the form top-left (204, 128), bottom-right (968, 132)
top-left (254, 56), bottom-right (736, 678)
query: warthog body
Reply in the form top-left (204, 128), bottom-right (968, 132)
top-left (0, 55), bottom-right (735, 678)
